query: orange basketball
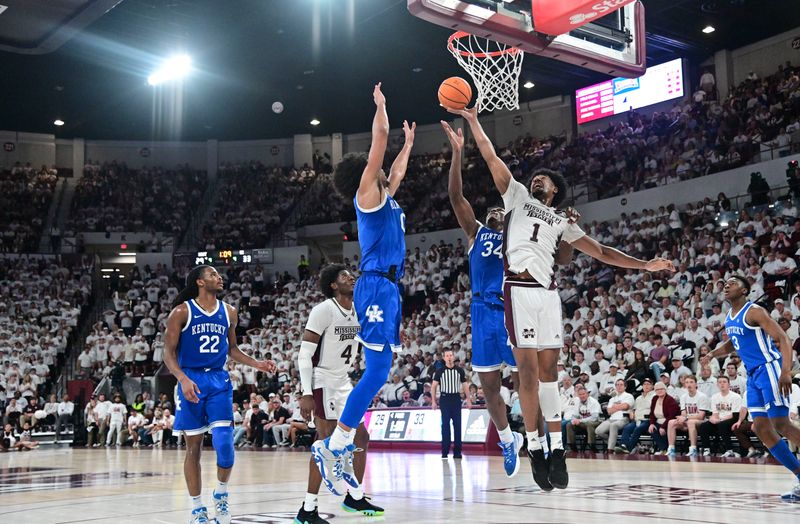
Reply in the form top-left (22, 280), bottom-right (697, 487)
top-left (438, 76), bottom-right (472, 110)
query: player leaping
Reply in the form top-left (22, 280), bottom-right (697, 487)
top-left (163, 265), bottom-right (275, 524)
top-left (311, 83), bottom-right (414, 497)
top-left (294, 264), bottom-right (383, 524)
top-left (710, 275), bottom-right (800, 500)
top-left (447, 105), bottom-right (673, 491)
top-left (440, 120), bottom-right (576, 478)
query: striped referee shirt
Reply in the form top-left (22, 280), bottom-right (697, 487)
top-left (432, 365), bottom-right (466, 396)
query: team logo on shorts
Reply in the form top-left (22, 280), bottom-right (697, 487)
top-left (365, 305), bottom-right (384, 323)
top-left (522, 328), bottom-right (536, 339)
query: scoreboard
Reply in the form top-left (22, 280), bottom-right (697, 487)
top-left (364, 407), bottom-right (491, 443)
top-left (174, 248), bottom-right (274, 267)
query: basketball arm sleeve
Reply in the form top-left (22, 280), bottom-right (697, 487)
top-left (298, 341), bottom-right (316, 396)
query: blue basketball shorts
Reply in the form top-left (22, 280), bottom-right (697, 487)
top-left (174, 368), bottom-right (234, 435)
top-left (746, 359), bottom-right (790, 418)
top-left (471, 300), bottom-right (517, 372)
top-left (354, 274), bottom-right (402, 352)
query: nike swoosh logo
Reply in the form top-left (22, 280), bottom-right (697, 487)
top-left (224, 379), bottom-right (230, 383)
top-left (193, 315), bottom-right (202, 319)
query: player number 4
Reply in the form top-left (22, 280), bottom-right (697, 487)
top-left (340, 343), bottom-right (360, 365)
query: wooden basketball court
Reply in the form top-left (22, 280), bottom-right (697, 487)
top-left (1, 448), bottom-right (797, 523)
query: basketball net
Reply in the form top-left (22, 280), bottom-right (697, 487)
top-left (447, 32), bottom-right (524, 113)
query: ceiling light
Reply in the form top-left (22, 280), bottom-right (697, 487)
top-left (702, 25), bottom-right (715, 34)
top-left (54, 119), bottom-right (65, 126)
top-left (310, 119), bottom-right (320, 126)
top-left (0, 6), bottom-right (7, 16)
top-left (412, 67), bottom-right (423, 73)
top-left (523, 81), bottom-right (535, 89)
top-left (147, 54), bottom-right (192, 86)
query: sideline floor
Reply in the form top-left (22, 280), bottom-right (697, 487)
top-left (0, 448), bottom-right (797, 523)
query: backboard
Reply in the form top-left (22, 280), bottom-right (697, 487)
top-left (407, 0), bottom-right (646, 78)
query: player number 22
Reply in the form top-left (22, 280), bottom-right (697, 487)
top-left (199, 335), bottom-right (220, 353)
top-left (481, 241), bottom-right (502, 259)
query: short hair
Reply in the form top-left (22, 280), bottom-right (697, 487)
top-left (332, 153), bottom-right (369, 199)
top-left (717, 375), bottom-right (729, 383)
top-left (683, 375), bottom-right (697, 383)
top-left (443, 348), bottom-right (454, 355)
top-left (730, 274), bottom-right (751, 292)
top-left (532, 168), bottom-right (568, 208)
top-left (319, 263), bottom-right (348, 298)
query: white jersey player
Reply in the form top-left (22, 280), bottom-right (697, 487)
top-left (295, 265), bottom-right (383, 524)
top-left (448, 104), bottom-right (674, 492)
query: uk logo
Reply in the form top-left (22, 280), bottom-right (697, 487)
top-left (366, 305), bottom-right (384, 323)
top-left (522, 328), bottom-right (536, 339)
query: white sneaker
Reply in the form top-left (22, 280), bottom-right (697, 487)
top-left (189, 506), bottom-right (213, 524)
top-left (687, 448), bottom-right (698, 457)
top-left (666, 448), bottom-right (676, 457)
top-left (213, 491), bottom-right (230, 524)
top-left (310, 437), bottom-right (347, 496)
top-left (781, 483), bottom-right (800, 501)
top-left (702, 448), bottom-right (711, 457)
top-left (746, 448), bottom-right (759, 458)
top-left (721, 450), bottom-right (740, 458)
top-left (342, 444), bottom-right (360, 489)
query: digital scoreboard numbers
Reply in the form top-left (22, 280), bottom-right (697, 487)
top-left (365, 408), bottom-right (490, 443)
top-left (191, 248), bottom-right (272, 266)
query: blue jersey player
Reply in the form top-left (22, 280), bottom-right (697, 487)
top-left (710, 275), bottom-right (800, 500)
top-left (164, 265), bottom-right (275, 524)
top-left (311, 83), bottom-right (415, 500)
top-left (441, 121), bottom-right (576, 479)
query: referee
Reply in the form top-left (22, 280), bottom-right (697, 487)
top-left (431, 349), bottom-right (472, 458)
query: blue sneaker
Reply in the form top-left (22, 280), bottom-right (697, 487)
top-left (212, 491), bottom-right (230, 524)
top-left (341, 444), bottom-right (360, 489)
top-left (780, 483), bottom-right (800, 501)
top-left (311, 437), bottom-right (347, 496)
top-left (498, 432), bottom-right (524, 478)
top-left (189, 507), bottom-right (214, 524)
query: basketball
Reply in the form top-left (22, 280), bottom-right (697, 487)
top-left (438, 77), bottom-right (472, 110)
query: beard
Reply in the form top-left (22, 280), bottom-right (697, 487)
top-left (531, 187), bottom-right (546, 202)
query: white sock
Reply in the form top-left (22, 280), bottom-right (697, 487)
top-left (497, 425), bottom-right (514, 444)
top-left (328, 426), bottom-right (351, 450)
top-left (668, 445), bottom-right (675, 452)
top-left (549, 429), bottom-right (562, 450)
top-left (215, 481), bottom-right (228, 495)
top-left (526, 431), bottom-right (542, 450)
top-left (539, 436), bottom-right (550, 455)
top-left (689, 446), bottom-right (696, 451)
top-left (303, 493), bottom-right (318, 512)
top-left (190, 495), bottom-right (203, 510)
top-left (349, 486), bottom-right (365, 500)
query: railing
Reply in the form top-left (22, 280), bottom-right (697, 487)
top-left (713, 184), bottom-right (798, 227)
top-left (563, 139), bottom-right (800, 206)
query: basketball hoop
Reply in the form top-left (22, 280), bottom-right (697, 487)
top-left (447, 31), bottom-right (524, 113)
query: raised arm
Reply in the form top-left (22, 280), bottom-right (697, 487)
top-left (747, 306), bottom-right (795, 396)
top-left (570, 234), bottom-right (675, 272)
top-left (441, 121), bottom-right (478, 244)
top-left (446, 106), bottom-right (512, 195)
top-left (387, 120), bottom-right (416, 197)
top-left (356, 83), bottom-right (390, 209)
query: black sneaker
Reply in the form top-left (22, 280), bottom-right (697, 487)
top-left (548, 448), bottom-right (569, 489)
top-left (527, 448), bottom-right (553, 491)
top-left (341, 494), bottom-right (385, 516)
top-left (294, 505), bottom-right (330, 524)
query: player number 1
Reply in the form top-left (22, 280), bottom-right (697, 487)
top-left (530, 223), bottom-right (540, 243)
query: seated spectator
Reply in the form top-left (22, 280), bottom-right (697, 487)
top-left (566, 387), bottom-right (602, 452)
top-left (618, 378), bottom-right (655, 453)
top-left (596, 379), bottom-right (635, 452)
top-left (648, 381), bottom-right (680, 453)
top-left (666, 376), bottom-right (710, 456)
top-left (697, 375), bottom-right (745, 457)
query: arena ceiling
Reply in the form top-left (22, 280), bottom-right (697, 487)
top-left (0, 0), bottom-right (798, 141)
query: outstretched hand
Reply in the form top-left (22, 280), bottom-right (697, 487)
top-left (254, 359), bottom-right (277, 374)
top-left (373, 82), bottom-right (385, 106)
top-left (563, 206), bottom-right (581, 224)
top-left (443, 104), bottom-right (478, 122)
top-left (644, 258), bottom-right (675, 272)
top-left (403, 120), bottom-right (416, 145)
top-left (440, 120), bottom-right (464, 151)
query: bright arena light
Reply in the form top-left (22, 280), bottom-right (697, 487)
top-left (53, 119), bottom-right (65, 126)
top-left (310, 118), bottom-right (320, 126)
top-left (523, 81), bottom-right (535, 89)
top-left (147, 55), bottom-right (192, 86)
top-left (702, 25), bottom-right (715, 34)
